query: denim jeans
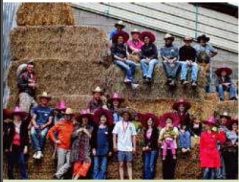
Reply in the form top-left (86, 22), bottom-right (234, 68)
top-left (180, 61), bottom-right (199, 81)
top-left (216, 152), bottom-right (226, 179)
top-left (55, 148), bottom-right (71, 178)
top-left (162, 61), bottom-right (181, 79)
top-left (202, 167), bottom-right (216, 179)
top-left (178, 131), bottom-right (191, 149)
top-left (140, 59), bottom-right (160, 78)
top-left (30, 127), bottom-right (48, 152)
top-left (7, 145), bottom-right (28, 179)
top-left (114, 59), bottom-right (137, 81)
top-left (143, 150), bottom-right (157, 179)
top-left (216, 84), bottom-right (236, 100)
top-left (93, 155), bottom-right (108, 179)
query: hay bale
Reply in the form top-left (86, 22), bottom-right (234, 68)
top-left (16, 3), bottom-right (74, 26)
top-left (10, 26), bottom-right (108, 61)
top-left (215, 100), bottom-right (238, 118)
top-left (102, 64), bottom-right (206, 101)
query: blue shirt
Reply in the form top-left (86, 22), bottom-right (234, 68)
top-left (96, 128), bottom-right (109, 155)
top-left (33, 106), bottom-right (53, 125)
top-left (193, 43), bottom-right (217, 62)
top-left (160, 44), bottom-right (179, 59)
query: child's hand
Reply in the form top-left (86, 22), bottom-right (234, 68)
top-left (92, 148), bottom-right (96, 156)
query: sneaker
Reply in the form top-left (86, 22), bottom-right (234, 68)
top-left (33, 152), bottom-right (38, 159)
top-left (124, 78), bottom-right (132, 83)
top-left (146, 77), bottom-right (152, 83)
top-left (131, 83), bottom-right (139, 89)
top-left (143, 75), bottom-right (147, 80)
top-left (182, 80), bottom-right (189, 85)
top-left (181, 148), bottom-right (187, 153)
top-left (35, 151), bottom-right (42, 159)
top-left (191, 81), bottom-right (197, 87)
top-left (169, 80), bottom-right (175, 86)
top-left (40, 151), bottom-right (44, 158)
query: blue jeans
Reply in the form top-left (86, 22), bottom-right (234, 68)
top-left (216, 152), bottom-right (226, 179)
top-left (93, 156), bottom-right (108, 179)
top-left (178, 131), bottom-right (191, 149)
top-left (202, 168), bottom-right (216, 179)
top-left (114, 59), bottom-right (137, 81)
top-left (7, 145), bottom-right (28, 179)
top-left (180, 61), bottom-right (199, 81)
top-left (216, 84), bottom-right (236, 100)
top-left (162, 61), bottom-right (181, 79)
top-left (143, 150), bottom-right (157, 179)
top-left (140, 59), bottom-right (160, 78)
top-left (30, 127), bottom-right (48, 152)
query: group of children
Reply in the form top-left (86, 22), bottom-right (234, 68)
top-left (3, 87), bottom-right (238, 179)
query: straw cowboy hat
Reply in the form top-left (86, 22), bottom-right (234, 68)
top-left (220, 111), bottom-right (231, 120)
top-left (62, 108), bottom-right (74, 116)
top-left (215, 66), bottom-right (232, 76)
top-left (202, 116), bottom-right (216, 125)
top-left (140, 31), bottom-right (156, 43)
top-left (108, 93), bottom-right (125, 103)
top-left (92, 86), bottom-right (104, 94)
top-left (159, 112), bottom-right (180, 127)
top-left (131, 28), bottom-right (141, 35)
top-left (38, 91), bottom-right (52, 100)
top-left (55, 100), bottom-right (67, 111)
top-left (112, 31), bottom-right (130, 44)
top-left (118, 107), bottom-right (136, 120)
top-left (197, 34), bottom-right (210, 42)
top-left (114, 20), bottom-right (125, 28)
top-left (138, 113), bottom-right (159, 128)
top-left (93, 108), bottom-right (113, 126)
top-left (164, 33), bottom-right (175, 41)
top-left (172, 98), bottom-right (191, 111)
top-left (183, 35), bottom-right (193, 42)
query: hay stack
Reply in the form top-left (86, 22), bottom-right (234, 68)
top-left (16, 3), bottom-right (74, 26)
top-left (10, 26), bottom-right (108, 61)
top-left (102, 64), bottom-right (206, 101)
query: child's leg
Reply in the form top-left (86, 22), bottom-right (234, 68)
top-left (118, 151), bottom-right (125, 179)
top-left (162, 141), bottom-right (168, 157)
top-left (169, 141), bottom-right (176, 159)
top-left (126, 152), bottom-right (133, 180)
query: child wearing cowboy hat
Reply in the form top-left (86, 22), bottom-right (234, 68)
top-left (215, 66), bottom-right (237, 101)
top-left (91, 108), bottom-right (114, 179)
top-left (48, 108), bottom-right (75, 179)
top-left (4, 106), bottom-right (29, 179)
top-left (30, 91), bottom-right (53, 160)
top-left (112, 108), bottom-right (137, 180)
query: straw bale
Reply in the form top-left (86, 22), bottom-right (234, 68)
top-left (204, 92), bottom-right (220, 102)
top-left (215, 100), bottom-right (238, 118)
top-left (16, 3), bottom-right (74, 26)
top-left (102, 64), bottom-right (206, 101)
top-left (10, 26), bottom-right (108, 61)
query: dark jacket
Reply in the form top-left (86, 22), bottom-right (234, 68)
top-left (215, 76), bottom-right (233, 90)
top-left (5, 121), bottom-right (29, 152)
top-left (143, 127), bottom-right (159, 150)
top-left (189, 122), bottom-right (202, 136)
top-left (140, 43), bottom-right (158, 60)
top-left (111, 43), bottom-right (127, 59)
top-left (179, 45), bottom-right (197, 62)
top-left (91, 125), bottom-right (113, 154)
top-left (17, 71), bottom-right (36, 97)
top-left (177, 112), bottom-right (191, 129)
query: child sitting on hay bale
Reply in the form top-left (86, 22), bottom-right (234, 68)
top-left (215, 66), bottom-right (237, 101)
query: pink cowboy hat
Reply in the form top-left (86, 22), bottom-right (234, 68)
top-left (55, 100), bottom-right (67, 111)
top-left (12, 106), bottom-right (28, 118)
top-left (76, 109), bottom-right (93, 122)
top-left (202, 116), bottom-right (216, 125)
top-left (108, 93), bottom-right (125, 103)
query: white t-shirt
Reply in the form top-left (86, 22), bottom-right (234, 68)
top-left (112, 120), bottom-right (137, 151)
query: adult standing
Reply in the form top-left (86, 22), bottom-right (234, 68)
top-left (87, 87), bottom-right (104, 114)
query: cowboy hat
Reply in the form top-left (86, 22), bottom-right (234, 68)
top-left (38, 91), bottom-right (52, 100)
top-left (93, 108), bottom-right (113, 126)
top-left (215, 67), bottom-right (232, 76)
top-left (108, 93), bottom-right (125, 103)
top-left (12, 106), bottom-right (28, 118)
top-left (62, 108), bottom-right (74, 115)
top-left (112, 31), bottom-right (129, 44)
top-left (138, 113), bottom-right (159, 128)
top-left (92, 86), bottom-right (104, 94)
top-left (55, 100), bottom-right (67, 111)
top-left (227, 117), bottom-right (238, 130)
top-left (77, 109), bottom-right (93, 122)
top-left (131, 28), bottom-right (141, 35)
top-left (159, 112), bottom-right (180, 127)
top-left (183, 35), bottom-right (193, 42)
top-left (140, 31), bottom-right (156, 43)
top-left (164, 33), bottom-right (175, 41)
top-left (172, 98), bottom-right (191, 111)
top-left (197, 34), bottom-right (210, 42)
top-left (114, 20), bottom-right (125, 28)
top-left (117, 107), bottom-right (136, 120)
top-left (3, 108), bottom-right (13, 120)
top-left (202, 116), bottom-right (216, 125)
top-left (220, 111), bottom-right (231, 120)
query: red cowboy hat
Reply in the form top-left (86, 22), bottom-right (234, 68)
top-left (93, 108), bottom-right (113, 126)
top-left (215, 67), bottom-right (232, 76)
top-left (3, 108), bottom-right (13, 119)
top-left (138, 113), bottom-right (159, 128)
top-left (108, 93), bottom-right (125, 103)
top-left (172, 98), bottom-right (191, 111)
top-left (12, 106), bottom-right (28, 119)
top-left (226, 117), bottom-right (238, 129)
top-left (112, 31), bottom-right (129, 44)
top-left (159, 112), bottom-right (180, 127)
top-left (140, 31), bottom-right (156, 43)
top-left (202, 116), bottom-right (216, 125)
